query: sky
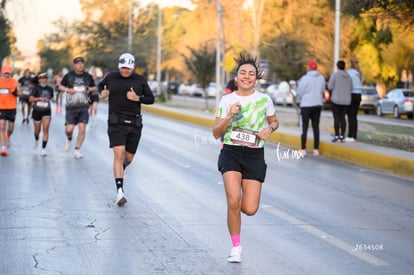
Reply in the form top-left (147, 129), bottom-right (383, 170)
top-left (5, 0), bottom-right (193, 57)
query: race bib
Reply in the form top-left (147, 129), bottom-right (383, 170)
top-left (73, 85), bottom-right (86, 93)
top-left (230, 127), bottom-right (259, 147)
top-left (36, 101), bottom-right (49, 108)
top-left (0, 88), bottom-right (9, 95)
top-left (22, 87), bottom-right (31, 95)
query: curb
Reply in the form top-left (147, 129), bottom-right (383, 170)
top-left (143, 105), bottom-right (414, 180)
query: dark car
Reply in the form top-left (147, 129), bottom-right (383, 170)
top-left (359, 87), bottom-right (380, 114)
top-left (376, 88), bottom-right (414, 119)
top-left (167, 81), bottom-right (179, 94)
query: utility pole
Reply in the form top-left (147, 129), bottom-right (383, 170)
top-left (128, 0), bottom-right (133, 53)
top-left (333, 0), bottom-right (341, 71)
top-left (215, 1), bottom-right (223, 109)
top-left (156, 3), bottom-right (164, 99)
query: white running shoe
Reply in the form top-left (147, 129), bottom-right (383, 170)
top-left (64, 140), bottom-right (71, 151)
top-left (345, 137), bottom-right (355, 142)
top-left (41, 149), bottom-right (47, 157)
top-left (74, 149), bottom-right (83, 159)
top-left (313, 149), bottom-right (320, 156)
top-left (227, 246), bottom-right (242, 263)
top-left (33, 140), bottom-right (38, 149)
top-left (116, 189), bottom-right (127, 206)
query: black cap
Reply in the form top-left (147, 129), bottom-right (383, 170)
top-left (73, 56), bottom-right (85, 64)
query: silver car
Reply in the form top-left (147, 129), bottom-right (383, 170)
top-left (376, 88), bottom-right (414, 119)
top-left (359, 87), bottom-right (380, 114)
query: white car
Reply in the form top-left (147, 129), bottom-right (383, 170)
top-left (178, 83), bottom-right (191, 95)
top-left (266, 84), bottom-right (279, 103)
top-left (273, 81), bottom-right (294, 106)
top-left (206, 82), bottom-right (218, 97)
top-left (188, 83), bottom-right (203, 97)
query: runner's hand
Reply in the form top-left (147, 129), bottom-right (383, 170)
top-left (100, 85), bottom-right (109, 98)
top-left (127, 87), bottom-right (140, 102)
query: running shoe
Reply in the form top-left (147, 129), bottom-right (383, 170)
top-left (41, 149), bottom-right (47, 157)
top-left (0, 146), bottom-right (8, 156)
top-left (298, 149), bottom-right (306, 157)
top-left (64, 140), bottom-right (71, 151)
top-left (74, 149), bottom-right (83, 159)
top-left (116, 189), bottom-right (127, 206)
top-left (33, 140), bottom-right (38, 149)
top-left (332, 136), bottom-right (341, 143)
top-left (339, 136), bottom-right (345, 142)
top-left (313, 149), bottom-right (320, 156)
top-left (227, 246), bottom-right (242, 263)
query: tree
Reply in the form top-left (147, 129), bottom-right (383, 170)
top-left (261, 33), bottom-right (308, 81)
top-left (0, 1), bottom-right (11, 63)
top-left (343, 0), bottom-right (414, 27)
top-left (183, 43), bottom-right (216, 110)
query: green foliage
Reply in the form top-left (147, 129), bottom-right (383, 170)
top-left (38, 48), bottom-right (71, 73)
top-left (261, 33), bottom-right (308, 81)
top-left (0, 10), bottom-right (11, 62)
top-left (183, 43), bottom-right (216, 91)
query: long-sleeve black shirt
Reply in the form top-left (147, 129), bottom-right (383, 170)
top-left (98, 72), bottom-right (154, 117)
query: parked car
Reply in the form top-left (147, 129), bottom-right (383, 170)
top-left (271, 81), bottom-right (298, 106)
top-left (206, 82), bottom-right (218, 97)
top-left (178, 83), bottom-right (191, 95)
top-left (376, 88), bottom-right (414, 119)
top-left (266, 84), bottom-right (279, 104)
top-left (258, 82), bottom-right (272, 93)
top-left (188, 83), bottom-right (203, 97)
top-left (167, 81), bottom-right (179, 94)
top-left (359, 87), bottom-right (380, 114)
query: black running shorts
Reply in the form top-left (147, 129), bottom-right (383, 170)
top-left (218, 144), bottom-right (267, 182)
top-left (0, 109), bottom-right (16, 122)
top-left (65, 107), bottom-right (89, 125)
top-left (88, 93), bottom-right (99, 104)
top-left (32, 109), bottom-right (51, 121)
top-left (107, 124), bottom-right (142, 154)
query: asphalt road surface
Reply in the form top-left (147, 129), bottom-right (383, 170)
top-left (1, 103), bottom-right (413, 275)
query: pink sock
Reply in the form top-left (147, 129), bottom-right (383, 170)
top-left (231, 234), bottom-right (240, 247)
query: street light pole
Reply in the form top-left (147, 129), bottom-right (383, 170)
top-left (128, 0), bottom-right (133, 53)
top-left (215, 2), bottom-right (223, 109)
top-left (333, 0), bottom-right (341, 71)
top-left (156, 3), bottom-right (163, 99)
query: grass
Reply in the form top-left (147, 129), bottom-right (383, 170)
top-left (357, 122), bottom-right (414, 152)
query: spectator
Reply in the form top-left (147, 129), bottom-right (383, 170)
top-left (346, 57), bottom-right (364, 142)
top-left (327, 60), bottom-right (353, 142)
top-left (297, 61), bottom-right (326, 156)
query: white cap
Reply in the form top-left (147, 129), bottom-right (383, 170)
top-left (118, 53), bottom-right (135, 69)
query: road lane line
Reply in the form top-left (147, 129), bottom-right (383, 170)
top-left (151, 149), bottom-right (191, 168)
top-left (262, 205), bottom-right (388, 266)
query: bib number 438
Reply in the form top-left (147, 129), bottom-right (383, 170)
top-left (230, 127), bottom-right (259, 147)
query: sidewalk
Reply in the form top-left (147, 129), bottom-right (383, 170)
top-left (142, 102), bottom-right (414, 180)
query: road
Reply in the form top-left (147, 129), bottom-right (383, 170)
top-left (1, 103), bottom-right (413, 275)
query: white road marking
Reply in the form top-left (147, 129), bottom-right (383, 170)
top-left (262, 204), bottom-right (388, 266)
top-left (151, 149), bottom-right (191, 168)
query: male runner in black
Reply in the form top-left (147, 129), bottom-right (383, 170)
top-left (98, 53), bottom-right (154, 206)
